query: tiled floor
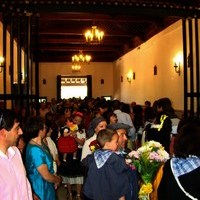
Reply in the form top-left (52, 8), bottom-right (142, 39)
top-left (56, 184), bottom-right (67, 200)
top-left (56, 184), bottom-right (82, 200)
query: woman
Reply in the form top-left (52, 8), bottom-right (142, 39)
top-left (24, 116), bottom-right (62, 200)
top-left (43, 126), bottom-right (60, 174)
top-left (146, 98), bottom-right (172, 152)
top-left (106, 112), bottom-right (118, 125)
top-left (158, 118), bottom-right (200, 200)
top-left (81, 116), bottom-right (107, 160)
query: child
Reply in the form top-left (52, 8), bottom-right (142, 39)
top-left (57, 126), bottom-right (78, 162)
top-left (66, 111), bottom-right (85, 160)
top-left (71, 111), bottom-right (86, 160)
top-left (66, 121), bottom-right (79, 160)
top-left (82, 129), bottom-right (130, 200)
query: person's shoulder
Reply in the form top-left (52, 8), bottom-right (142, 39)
top-left (46, 136), bottom-right (53, 143)
top-left (26, 143), bottom-right (44, 154)
top-left (85, 134), bottom-right (96, 143)
top-left (9, 146), bottom-right (21, 155)
top-left (109, 152), bottom-right (125, 161)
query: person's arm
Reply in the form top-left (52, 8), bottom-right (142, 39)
top-left (33, 193), bottom-right (40, 200)
top-left (72, 132), bottom-right (85, 145)
top-left (37, 164), bottom-right (62, 184)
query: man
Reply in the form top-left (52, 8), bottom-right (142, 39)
top-left (107, 123), bottom-right (138, 200)
top-left (112, 100), bottom-right (136, 149)
top-left (0, 109), bottom-right (33, 200)
top-left (107, 123), bottom-right (130, 153)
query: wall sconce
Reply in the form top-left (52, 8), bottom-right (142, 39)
top-left (127, 71), bottom-right (135, 83)
top-left (0, 56), bottom-right (5, 73)
top-left (174, 62), bottom-right (181, 76)
top-left (173, 52), bottom-right (182, 76)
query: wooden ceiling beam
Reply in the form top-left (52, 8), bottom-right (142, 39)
top-left (1, 1), bottom-right (200, 18)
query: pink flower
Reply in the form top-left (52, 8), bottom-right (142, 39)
top-left (128, 150), bottom-right (140, 159)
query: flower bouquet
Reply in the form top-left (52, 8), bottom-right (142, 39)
top-left (126, 140), bottom-right (169, 200)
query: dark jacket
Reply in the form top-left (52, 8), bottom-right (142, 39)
top-left (158, 160), bottom-right (200, 200)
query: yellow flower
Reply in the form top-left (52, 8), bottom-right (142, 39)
top-left (90, 145), bottom-right (96, 152)
top-left (139, 183), bottom-right (153, 196)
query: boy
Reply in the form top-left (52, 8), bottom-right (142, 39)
top-left (82, 129), bottom-right (130, 200)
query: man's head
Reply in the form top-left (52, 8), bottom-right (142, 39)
top-left (116, 128), bottom-right (128, 150)
top-left (107, 123), bottom-right (131, 151)
top-left (0, 109), bottom-right (22, 149)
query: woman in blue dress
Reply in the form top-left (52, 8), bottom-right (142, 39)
top-left (24, 116), bottom-right (62, 200)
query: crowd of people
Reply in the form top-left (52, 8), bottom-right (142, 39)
top-left (0, 96), bottom-right (199, 200)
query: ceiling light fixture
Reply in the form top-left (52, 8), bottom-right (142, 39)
top-left (84, 26), bottom-right (104, 44)
top-left (72, 50), bottom-right (91, 64)
top-left (71, 64), bottom-right (81, 73)
top-left (71, 50), bottom-right (91, 72)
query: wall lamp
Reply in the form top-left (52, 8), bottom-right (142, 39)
top-left (173, 52), bottom-right (182, 76)
top-left (174, 62), bottom-right (180, 76)
top-left (127, 71), bottom-right (135, 83)
top-left (0, 56), bottom-right (5, 73)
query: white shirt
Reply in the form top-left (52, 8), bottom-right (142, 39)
top-left (77, 130), bottom-right (86, 148)
top-left (171, 118), bottom-right (180, 134)
top-left (81, 134), bottom-right (97, 160)
top-left (46, 137), bottom-right (58, 173)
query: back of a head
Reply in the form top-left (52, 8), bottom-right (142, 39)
top-left (0, 109), bottom-right (17, 131)
top-left (23, 116), bottom-right (44, 142)
top-left (121, 103), bottom-right (131, 114)
top-left (112, 100), bottom-right (121, 110)
top-left (145, 101), bottom-right (151, 107)
top-left (97, 129), bottom-right (115, 148)
top-left (144, 107), bottom-right (155, 122)
top-left (157, 97), bottom-right (174, 117)
top-left (132, 105), bottom-right (143, 115)
top-left (174, 118), bottom-right (200, 158)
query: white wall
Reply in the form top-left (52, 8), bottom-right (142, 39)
top-left (113, 20), bottom-right (184, 110)
top-left (39, 62), bottom-right (114, 101)
top-left (1, 19), bottom-right (198, 111)
top-left (39, 20), bottom-right (184, 109)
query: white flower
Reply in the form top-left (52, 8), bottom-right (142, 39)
top-left (148, 140), bottom-right (162, 148)
top-left (125, 158), bottom-right (132, 164)
top-left (157, 149), bottom-right (170, 161)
